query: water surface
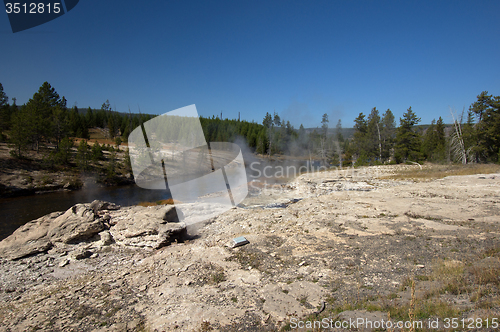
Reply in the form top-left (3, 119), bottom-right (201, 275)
top-left (0, 184), bottom-right (172, 240)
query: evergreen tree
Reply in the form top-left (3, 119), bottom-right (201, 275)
top-left (25, 82), bottom-right (66, 152)
top-left (106, 150), bottom-right (117, 179)
top-left (91, 142), bottom-right (104, 162)
top-left (469, 91), bottom-right (500, 162)
top-left (85, 107), bottom-right (95, 127)
top-left (394, 107), bottom-right (422, 163)
top-left (0, 83), bottom-right (7, 107)
top-left (434, 116), bottom-right (446, 160)
top-left (108, 112), bottom-right (118, 138)
top-left (367, 108), bottom-right (381, 161)
top-left (335, 119), bottom-right (344, 142)
top-left (462, 110), bottom-right (478, 162)
top-left (53, 137), bottom-right (74, 165)
top-left (0, 83), bottom-right (9, 133)
top-left (321, 113), bottom-right (329, 139)
top-left (256, 127), bottom-right (268, 155)
top-left (262, 112), bottom-right (273, 155)
top-left (123, 148), bottom-right (132, 176)
top-left (115, 137), bottom-right (122, 151)
top-left (422, 119), bottom-right (439, 160)
top-left (352, 113), bottom-right (368, 160)
top-left (420, 116), bottom-right (446, 162)
top-left (9, 105), bottom-right (31, 158)
top-left (381, 109), bottom-right (396, 161)
top-left (101, 100), bottom-right (111, 112)
top-left (76, 140), bottom-right (90, 170)
top-left (52, 105), bottom-right (69, 150)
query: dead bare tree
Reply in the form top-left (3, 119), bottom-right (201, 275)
top-left (449, 107), bottom-right (472, 164)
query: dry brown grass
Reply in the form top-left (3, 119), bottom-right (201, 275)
top-left (136, 198), bottom-right (178, 207)
top-left (384, 163), bottom-right (500, 181)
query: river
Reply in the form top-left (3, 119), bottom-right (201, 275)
top-left (0, 183), bottom-right (172, 241)
top-left (0, 157), bottom-right (316, 241)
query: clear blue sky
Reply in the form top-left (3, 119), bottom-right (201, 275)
top-left (1, 0), bottom-right (499, 128)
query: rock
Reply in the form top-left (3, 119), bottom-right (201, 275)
top-left (132, 205), bottom-right (183, 223)
top-left (89, 200), bottom-right (121, 214)
top-left (59, 258), bottom-right (70, 267)
top-left (47, 204), bottom-right (104, 244)
top-left (163, 205), bottom-right (183, 222)
top-left (0, 211), bottom-right (62, 260)
top-left (155, 223), bottom-right (188, 249)
top-left (98, 230), bottom-right (114, 246)
top-left (110, 206), bottom-right (186, 248)
top-left (71, 249), bottom-right (93, 260)
top-left (4, 286), bottom-right (16, 293)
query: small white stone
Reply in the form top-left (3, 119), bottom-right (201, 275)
top-left (59, 259), bottom-right (69, 267)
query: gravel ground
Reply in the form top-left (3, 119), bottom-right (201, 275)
top-left (1, 164), bottom-right (499, 331)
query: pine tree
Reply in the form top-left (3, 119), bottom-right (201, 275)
top-left (422, 119), bottom-right (437, 160)
top-left (25, 82), bottom-right (66, 152)
top-left (106, 150), bottom-right (117, 179)
top-left (85, 107), bottom-right (95, 127)
top-left (76, 140), bottom-right (90, 170)
top-left (0, 83), bottom-right (9, 133)
top-left (0, 83), bottom-right (7, 107)
top-left (367, 108), bottom-right (381, 161)
top-left (381, 109), bottom-right (396, 161)
top-left (115, 137), bottom-right (122, 151)
top-left (353, 113), bottom-right (368, 160)
top-left (469, 91), bottom-right (500, 162)
top-left (394, 107), bottom-right (422, 163)
top-left (91, 142), bottom-right (103, 162)
top-left (321, 113), bottom-right (329, 139)
top-left (262, 112), bottom-right (273, 155)
top-left (52, 105), bottom-right (69, 150)
top-left (53, 137), bottom-right (74, 165)
top-left (9, 106), bottom-right (31, 158)
top-left (461, 110), bottom-right (477, 162)
top-left (335, 119), bottom-right (344, 143)
top-left (123, 148), bottom-right (132, 176)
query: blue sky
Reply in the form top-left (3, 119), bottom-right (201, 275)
top-left (1, 0), bottom-right (499, 128)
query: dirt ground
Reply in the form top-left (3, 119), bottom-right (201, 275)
top-left (0, 163), bottom-right (499, 331)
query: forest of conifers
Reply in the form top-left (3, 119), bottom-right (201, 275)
top-left (0, 81), bottom-right (499, 168)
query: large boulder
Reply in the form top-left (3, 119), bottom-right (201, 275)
top-left (0, 211), bottom-right (62, 260)
top-left (0, 201), bottom-right (185, 260)
top-left (110, 205), bottom-right (186, 249)
top-left (47, 204), bottom-right (105, 244)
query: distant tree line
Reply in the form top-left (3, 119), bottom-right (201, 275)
top-left (346, 91), bottom-right (500, 165)
top-left (0, 82), bottom-right (154, 160)
top-left (1, 82), bottom-right (498, 167)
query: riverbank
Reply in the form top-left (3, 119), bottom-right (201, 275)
top-left (0, 143), bottom-right (133, 198)
top-left (0, 164), bottom-right (499, 331)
